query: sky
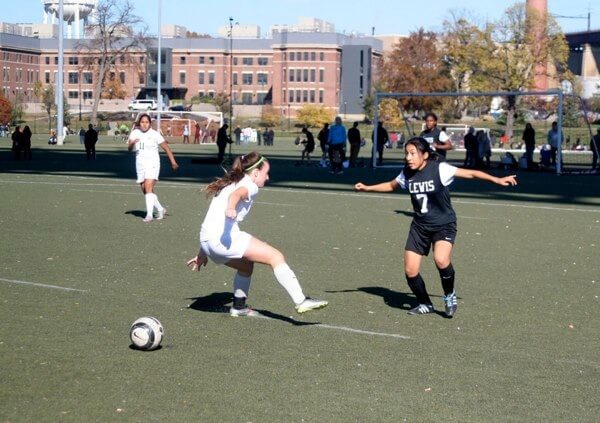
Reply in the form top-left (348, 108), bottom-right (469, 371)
top-left (3, 0), bottom-right (597, 37)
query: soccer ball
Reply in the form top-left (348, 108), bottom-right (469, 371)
top-left (129, 317), bottom-right (163, 351)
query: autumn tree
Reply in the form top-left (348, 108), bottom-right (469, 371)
top-left (259, 105), bottom-right (281, 128)
top-left (77, 0), bottom-right (148, 125)
top-left (379, 28), bottom-right (451, 115)
top-left (41, 84), bottom-right (55, 131)
top-left (296, 105), bottom-right (334, 128)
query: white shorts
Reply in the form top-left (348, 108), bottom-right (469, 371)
top-left (136, 160), bottom-right (160, 183)
top-left (200, 229), bottom-right (252, 264)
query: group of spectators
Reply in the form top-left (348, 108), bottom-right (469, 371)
top-left (10, 125), bottom-right (33, 160)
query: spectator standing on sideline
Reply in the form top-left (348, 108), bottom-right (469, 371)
top-left (591, 128), bottom-right (600, 170)
top-left (186, 151), bottom-right (328, 316)
top-left (127, 114), bottom-right (179, 222)
top-left (354, 137), bottom-right (517, 317)
top-left (317, 123), bottom-right (329, 165)
top-left (194, 123), bottom-right (201, 144)
top-left (84, 124), bottom-right (98, 160)
top-left (522, 123), bottom-right (536, 169)
top-left (182, 124), bottom-right (190, 144)
top-left (234, 126), bottom-right (242, 145)
top-left (216, 123), bottom-right (232, 163)
top-left (347, 121), bottom-right (362, 167)
top-left (21, 126), bottom-right (32, 160)
top-left (372, 121), bottom-right (389, 166)
top-left (477, 130), bottom-right (491, 168)
top-left (327, 116), bottom-right (347, 174)
top-left (79, 127), bottom-right (85, 144)
top-left (420, 112), bottom-right (452, 161)
top-left (463, 126), bottom-right (477, 168)
top-left (11, 125), bottom-right (22, 160)
top-left (547, 121), bottom-right (562, 168)
top-left (267, 128), bottom-right (275, 146)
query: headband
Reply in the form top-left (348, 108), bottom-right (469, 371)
top-left (244, 156), bottom-right (265, 172)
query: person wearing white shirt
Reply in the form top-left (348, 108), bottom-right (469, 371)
top-left (187, 151), bottom-right (328, 316)
top-left (127, 113), bottom-right (179, 222)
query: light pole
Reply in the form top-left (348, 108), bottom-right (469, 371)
top-left (228, 16), bottom-right (233, 141)
top-left (78, 69), bottom-right (82, 122)
top-left (287, 104), bottom-right (290, 132)
top-left (344, 101), bottom-right (347, 119)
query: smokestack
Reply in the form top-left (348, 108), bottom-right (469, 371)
top-left (527, 0), bottom-right (549, 90)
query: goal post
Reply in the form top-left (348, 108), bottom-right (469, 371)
top-left (137, 110), bottom-right (224, 143)
top-left (372, 89), bottom-right (569, 174)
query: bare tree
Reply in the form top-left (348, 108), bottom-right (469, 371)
top-left (77, 0), bottom-right (148, 125)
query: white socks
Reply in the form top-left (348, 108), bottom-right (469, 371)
top-left (273, 263), bottom-right (306, 305)
top-left (144, 193), bottom-right (164, 218)
top-left (233, 273), bottom-right (251, 299)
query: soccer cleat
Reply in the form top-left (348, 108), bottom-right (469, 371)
top-left (229, 306), bottom-right (259, 317)
top-left (156, 208), bottom-right (166, 220)
top-left (443, 291), bottom-right (458, 317)
top-left (143, 215), bottom-right (153, 223)
top-left (407, 304), bottom-right (434, 315)
top-left (295, 297), bottom-right (328, 314)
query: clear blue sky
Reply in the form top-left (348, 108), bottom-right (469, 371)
top-left (4, 0), bottom-right (596, 37)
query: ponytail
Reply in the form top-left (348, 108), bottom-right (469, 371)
top-left (205, 151), bottom-right (267, 197)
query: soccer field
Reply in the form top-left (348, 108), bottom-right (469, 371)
top-left (1, 138), bottom-right (599, 422)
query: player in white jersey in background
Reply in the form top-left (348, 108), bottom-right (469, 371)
top-left (186, 151), bottom-right (328, 316)
top-left (128, 113), bottom-right (179, 222)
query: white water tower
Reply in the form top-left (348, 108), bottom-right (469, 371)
top-left (42, 0), bottom-right (97, 39)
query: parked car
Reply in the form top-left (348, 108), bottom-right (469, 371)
top-left (128, 99), bottom-right (158, 111)
top-left (169, 104), bottom-right (192, 112)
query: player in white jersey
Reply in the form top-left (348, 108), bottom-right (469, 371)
top-left (355, 137), bottom-right (517, 317)
top-left (186, 151), bottom-right (328, 316)
top-left (127, 113), bottom-right (179, 222)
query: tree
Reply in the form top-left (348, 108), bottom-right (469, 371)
top-left (378, 98), bottom-right (403, 130)
top-left (0, 91), bottom-right (12, 125)
top-left (213, 92), bottom-right (231, 115)
top-left (296, 105), bottom-right (334, 128)
top-left (10, 92), bottom-right (25, 124)
top-left (259, 105), bottom-right (281, 128)
top-left (41, 84), bottom-right (55, 131)
top-left (479, 3), bottom-right (571, 138)
top-left (76, 0), bottom-right (148, 125)
top-left (379, 28), bottom-right (451, 115)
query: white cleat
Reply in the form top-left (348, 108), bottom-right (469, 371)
top-left (295, 297), bottom-right (328, 314)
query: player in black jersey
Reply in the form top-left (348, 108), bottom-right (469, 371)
top-left (355, 137), bottom-right (517, 317)
top-left (420, 112), bottom-right (452, 161)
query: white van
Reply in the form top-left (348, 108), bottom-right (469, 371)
top-left (128, 99), bottom-right (158, 111)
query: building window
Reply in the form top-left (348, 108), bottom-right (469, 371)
top-left (68, 72), bottom-right (78, 84)
top-left (180, 56), bottom-right (186, 64)
top-left (198, 90), bottom-right (205, 97)
top-left (289, 52), bottom-right (295, 61)
top-left (179, 71), bottom-right (186, 84)
top-left (198, 72), bottom-right (205, 84)
top-left (258, 57), bottom-right (268, 66)
top-left (319, 68), bottom-right (324, 83)
top-left (233, 57), bottom-right (238, 65)
top-left (45, 57), bottom-right (50, 65)
top-left (68, 91), bottom-right (78, 99)
top-left (310, 52), bottom-right (316, 61)
top-left (208, 91), bottom-right (215, 98)
top-left (295, 69), bottom-right (301, 81)
top-left (208, 56), bottom-right (215, 64)
top-left (83, 72), bottom-right (93, 84)
top-left (208, 72), bottom-right (215, 84)
top-left (68, 56), bottom-right (79, 65)
top-left (54, 57), bottom-right (58, 65)
top-left (296, 91), bottom-right (301, 103)
top-left (289, 69), bottom-right (294, 82)
top-left (303, 52), bottom-right (309, 61)
top-left (242, 73), bottom-right (253, 85)
top-left (83, 91), bottom-right (93, 100)
top-left (288, 89), bottom-right (294, 103)
top-left (242, 57), bottom-right (253, 66)
top-left (45, 71), bottom-right (50, 83)
top-left (319, 90), bottom-right (324, 103)
top-left (310, 90), bottom-right (315, 103)
top-left (320, 52), bottom-right (324, 61)
top-left (120, 72), bottom-right (125, 84)
top-left (303, 69), bottom-right (308, 82)
top-left (310, 69), bottom-right (316, 82)
top-left (256, 92), bottom-right (267, 104)
top-left (303, 90), bottom-right (308, 102)
top-left (199, 56), bottom-right (205, 64)
top-left (257, 73), bottom-right (268, 85)
top-left (241, 92), bottom-right (253, 104)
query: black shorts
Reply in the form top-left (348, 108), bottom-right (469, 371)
top-left (405, 220), bottom-right (457, 256)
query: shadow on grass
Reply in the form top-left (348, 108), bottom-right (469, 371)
top-left (186, 291), bottom-right (319, 326)
top-left (125, 210), bottom-right (146, 218)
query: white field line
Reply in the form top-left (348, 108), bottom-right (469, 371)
top-left (0, 277), bottom-right (87, 292)
top-left (1, 175), bottom-right (599, 213)
top-left (253, 313), bottom-right (410, 340)
top-left (69, 188), bottom-right (138, 195)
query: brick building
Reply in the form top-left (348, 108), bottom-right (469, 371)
top-left (1, 30), bottom-right (383, 117)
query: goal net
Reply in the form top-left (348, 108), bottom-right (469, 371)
top-left (372, 90), bottom-right (595, 174)
top-left (137, 110), bottom-right (223, 144)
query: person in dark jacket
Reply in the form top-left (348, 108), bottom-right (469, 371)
top-left (372, 121), bottom-right (389, 166)
top-left (84, 124), bottom-right (98, 160)
top-left (347, 122), bottom-right (362, 167)
top-left (522, 123), bottom-right (536, 169)
top-left (317, 123), bottom-right (329, 165)
top-left (463, 127), bottom-right (477, 168)
top-left (11, 125), bottom-right (22, 160)
top-left (21, 126), bottom-right (32, 160)
top-left (216, 124), bottom-right (232, 163)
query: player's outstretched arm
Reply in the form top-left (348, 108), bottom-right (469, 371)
top-left (354, 179), bottom-right (399, 193)
top-left (454, 168), bottom-right (517, 186)
top-left (187, 250), bottom-right (208, 271)
top-left (160, 142), bottom-right (179, 170)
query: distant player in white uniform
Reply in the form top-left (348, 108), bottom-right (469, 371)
top-left (127, 113), bottom-right (179, 222)
top-left (186, 151), bottom-right (328, 316)
top-left (355, 137), bottom-right (517, 317)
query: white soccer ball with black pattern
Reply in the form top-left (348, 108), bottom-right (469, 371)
top-left (129, 317), bottom-right (163, 351)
